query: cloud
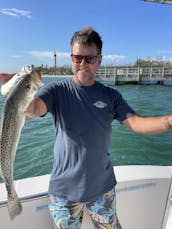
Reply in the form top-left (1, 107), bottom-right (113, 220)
top-left (161, 56), bottom-right (172, 62)
top-left (0, 8), bottom-right (32, 19)
top-left (27, 51), bottom-right (53, 59)
top-left (159, 50), bottom-right (172, 54)
top-left (11, 50), bottom-right (127, 66)
top-left (27, 51), bottom-right (126, 62)
top-left (10, 54), bottom-right (24, 59)
top-left (103, 54), bottom-right (126, 62)
top-left (156, 50), bottom-right (172, 62)
top-left (27, 51), bottom-right (70, 60)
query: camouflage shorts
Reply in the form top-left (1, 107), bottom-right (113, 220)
top-left (49, 187), bottom-right (122, 229)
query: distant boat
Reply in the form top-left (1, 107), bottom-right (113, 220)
top-left (144, 0), bottom-right (172, 4)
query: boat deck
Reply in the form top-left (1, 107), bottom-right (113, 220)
top-left (0, 166), bottom-right (172, 229)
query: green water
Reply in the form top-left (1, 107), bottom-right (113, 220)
top-left (0, 77), bottom-right (172, 182)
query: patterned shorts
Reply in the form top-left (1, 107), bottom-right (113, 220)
top-left (49, 188), bottom-right (122, 229)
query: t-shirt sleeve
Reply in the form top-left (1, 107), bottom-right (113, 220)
top-left (113, 90), bottom-right (136, 122)
top-left (36, 82), bottom-right (57, 114)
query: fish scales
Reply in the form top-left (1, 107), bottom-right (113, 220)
top-left (0, 70), bottom-right (42, 220)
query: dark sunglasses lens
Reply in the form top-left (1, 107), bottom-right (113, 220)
top-left (71, 55), bottom-right (82, 63)
top-left (71, 55), bottom-right (98, 64)
top-left (85, 56), bottom-right (96, 64)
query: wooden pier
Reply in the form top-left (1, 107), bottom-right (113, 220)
top-left (96, 66), bottom-right (172, 85)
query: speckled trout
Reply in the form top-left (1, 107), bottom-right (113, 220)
top-left (0, 68), bottom-right (42, 220)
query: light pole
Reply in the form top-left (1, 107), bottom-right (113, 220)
top-left (54, 51), bottom-right (57, 75)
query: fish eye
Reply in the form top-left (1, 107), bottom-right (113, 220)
top-left (26, 84), bottom-right (31, 89)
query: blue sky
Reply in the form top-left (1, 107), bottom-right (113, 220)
top-left (0, 0), bottom-right (172, 73)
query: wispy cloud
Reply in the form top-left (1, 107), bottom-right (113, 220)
top-left (103, 54), bottom-right (126, 62)
top-left (27, 51), bottom-right (70, 60)
top-left (0, 8), bottom-right (32, 19)
top-left (10, 50), bottom-right (127, 66)
top-left (145, 55), bottom-right (172, 62)
top-left (161, 56), bottom-right (172, 62)
top-left (159, 50), bottom-right (172, 54)
top-left (10, 54), bottom-right (24, 59)
top-left (27, 51), bottom-right (126, 61)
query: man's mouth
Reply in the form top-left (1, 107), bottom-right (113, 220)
top-left (79, 68), bottom-right (88, 72)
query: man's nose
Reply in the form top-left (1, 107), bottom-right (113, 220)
top-left (80, 57), bottom-right (87, 64)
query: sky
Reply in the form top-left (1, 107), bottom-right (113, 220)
top-left (0, 0), bottom-right (172, 73)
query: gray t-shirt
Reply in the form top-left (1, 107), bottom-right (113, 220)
top-left (37, 78), bottom-right (136, 202)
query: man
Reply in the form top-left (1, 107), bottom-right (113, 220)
top-left (0, 27), bottom-right (172, 229)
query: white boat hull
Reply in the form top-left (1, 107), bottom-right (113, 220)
top-left (0, 166), bottom-right (171, 229)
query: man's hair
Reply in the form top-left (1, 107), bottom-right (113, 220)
top-left (70, 27), bottom-right (103, 54)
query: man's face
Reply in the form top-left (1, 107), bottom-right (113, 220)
top-left (71, 42), bottom-right (102, 86)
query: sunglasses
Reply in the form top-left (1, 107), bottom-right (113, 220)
top-left (71, 54), bottom-right (101, 64)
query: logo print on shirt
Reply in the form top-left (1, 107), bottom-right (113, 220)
top-left (93, 101), bottom-right (107, 109)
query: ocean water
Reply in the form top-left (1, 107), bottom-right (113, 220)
top-left (0, 76), bottom-right (172, 182)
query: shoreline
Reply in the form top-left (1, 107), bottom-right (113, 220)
top-left (42, 75), bottom-right (72, 78)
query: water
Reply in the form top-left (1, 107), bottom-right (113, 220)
top-left (0, 76), bottom-right (172, 182)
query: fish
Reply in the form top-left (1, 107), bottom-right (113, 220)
top-left (0, 68), bottom-right (42, 220)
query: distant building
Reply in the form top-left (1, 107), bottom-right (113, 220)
top-left (144, 0), bottom-right (172, 4)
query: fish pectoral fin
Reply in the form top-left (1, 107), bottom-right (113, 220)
top-left (8, 192), bottom-right (22, 220)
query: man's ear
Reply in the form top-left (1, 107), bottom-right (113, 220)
top-left (98, 55), bottom-right (102, 66)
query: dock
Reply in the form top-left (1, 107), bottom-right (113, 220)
top-left (96, 66), bottom-right (172, 85)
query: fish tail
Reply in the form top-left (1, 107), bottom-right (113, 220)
top-left (8, 190), bottom-right (22, 220)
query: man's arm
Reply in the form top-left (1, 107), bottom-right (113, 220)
top-left (122, 114), bottom-right (172, 134)
top-left (25, 96), bottom-right (47, 120)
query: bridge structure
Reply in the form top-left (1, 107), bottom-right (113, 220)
top-left (96, 66), bottom-right (172, 85)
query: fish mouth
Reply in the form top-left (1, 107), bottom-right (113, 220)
top-left (21, 68), bottom-right (43, 88)
top-left (22, 66), bottom-right (42, 81)
top-left (32, 70), bottom-right (43, 88)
